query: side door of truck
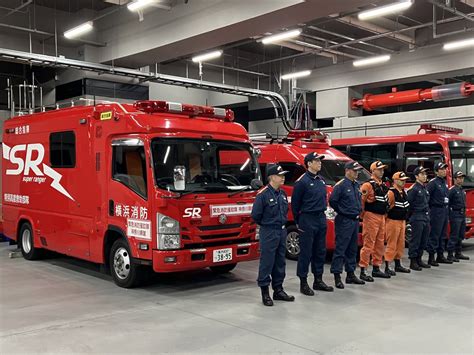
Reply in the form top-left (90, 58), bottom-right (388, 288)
top-left (107, 137), bottom-right (152, 258)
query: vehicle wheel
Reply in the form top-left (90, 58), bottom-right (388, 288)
top-left (210, 263), bottom-right (237, 274)
top-left (286, 225), bottom-right (300, 260)
top-left (109, 239), bottom-right (144, 288)
top-left (19, 223), bottom-right (43, 260)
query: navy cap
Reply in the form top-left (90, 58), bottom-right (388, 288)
top-left (304, 151), bottom-right (325, 164)
top-left (413, 166), bottom-right (429, 175)
top-left (344, 161), bottom-right (363, 171)
top-left (434, 162), bottom-right (448, 171)
top-left (454, 171), bottom-right (466, 178)
top-left (267, 164), bottom-right (288, 177)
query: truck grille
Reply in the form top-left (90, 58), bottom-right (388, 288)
top-left (198, 223), bottom-right (242, 231)
top-left (201, 232), bottom-right (240, 240)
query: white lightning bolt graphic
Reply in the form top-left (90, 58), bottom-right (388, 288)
top-left (2, 143), bottom-right (11, 160)
top-left (42, 164), bottom-right (75, 201)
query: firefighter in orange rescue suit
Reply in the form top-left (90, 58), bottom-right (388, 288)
top-left (384, 172), bottom-right (411, 275)
top-left (359, 161), bottom-right (391, 282)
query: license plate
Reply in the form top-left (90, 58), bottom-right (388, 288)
top-left (213, 248), bottom-right (232, 263)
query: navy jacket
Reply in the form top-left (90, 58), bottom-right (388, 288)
top-left (427, 176), bottom-right (449, 208)
top-left (251, 185), bottom-right (288, 228)
top-left (329, 177), bottom-right (362, 219)
top-left (449, 185), bottom-right (466, 219)
top-left (407, 182), bottom-right (430, 219)
top-left (291, 171), bottom-right (327, 224)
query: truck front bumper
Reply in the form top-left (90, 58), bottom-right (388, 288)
top-left (152, 241), bottom-right (260, 273)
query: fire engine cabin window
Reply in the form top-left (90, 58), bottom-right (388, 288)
top-left (112, 144), bottom-right (147, 199)
top-left (278, 162), bottom-right (306, 186)
top-left (49, 131), bottom-right (76, 168)
top-left (404, 141), bottom-right (444, 182)
top-left (347, 144), bottom-right (398, 179)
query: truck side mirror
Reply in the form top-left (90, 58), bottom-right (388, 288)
top-left (173, 165), bottom-right (186, 191)
top-left (251, 178), bottom-right (263, 190)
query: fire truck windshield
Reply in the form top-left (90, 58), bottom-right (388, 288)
top-left (151, 138), bottom-right (260, 193)
top-left (449, 140), bottom-right (474, 188)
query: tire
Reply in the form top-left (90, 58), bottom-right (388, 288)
top-left (19, 222), bottom-right (43, 260)
top-left (285, 225), bottom-right (300, 260)
top-left (109, 239), bottom-right (144, 288)
top-left (210, 263), bottom-right (237, 274)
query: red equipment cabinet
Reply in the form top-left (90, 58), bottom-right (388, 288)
top-left (253, 130), bottom-right (371, 259)
top-left (333, 124), bottom-right (474, 239)
top-left (1, 100), bottom-right (262, 287)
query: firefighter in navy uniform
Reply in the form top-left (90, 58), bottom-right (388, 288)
top-left (292, 152), bottom-right (334, 296)
top-left (447, 171), bottom-right (470, 262)
top-left (426, 162), bottom-right (453, 266)
top-left (251, 164), bottom-right (295, 306)
top-left (407, 166), bottom-right (431, 271)
top-left (329, 161), bottom-right (366, 289)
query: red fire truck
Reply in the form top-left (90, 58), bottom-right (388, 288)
top-left (1, 100), bottom-right (262, 287)
top-left (253, 131), bottom-right (371, 259)
top-left (333, 124), bottom-right (474, 239)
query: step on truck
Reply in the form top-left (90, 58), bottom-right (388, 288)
top-left (1, 100), bottom-right (262, 287)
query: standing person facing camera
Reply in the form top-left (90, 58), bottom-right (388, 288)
top-left (384, 172), bottom-right (411, 275)
top-left (292, 152), bottom-right (334, 296)
top-left (251, 164), bottom-right (295, 307)
top-left (329, 161), bottom-right (366, 289)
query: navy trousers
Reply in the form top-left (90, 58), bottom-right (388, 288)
top-left (447, 217), bottom-right (466, 253)
top-left (296, 213), bottom-right (327, 278)
top-left (408, 215), bottom-right (429, 259)
top-left (427, 207), bottom-right (448, 254)
top-left (330, 215), bottom-right (358, 274)
top-left (257, 227), bottom-right (287, 289)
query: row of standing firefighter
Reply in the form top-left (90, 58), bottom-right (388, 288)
top-left (251, 153), bottom-right (469, 306)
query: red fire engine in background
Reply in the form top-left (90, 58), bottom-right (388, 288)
top-left (253, 130), bottom-right (371, 259)
top-left (333, 124), bottom-right (474, 239)
top-left (1, 100), bottom-right (262, 287)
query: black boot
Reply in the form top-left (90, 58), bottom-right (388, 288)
top-left (273, 287), bottom-right (295, 302)
top-left (437, 252), bottom-right (453, 264)
top-left (410, 258), bottom-right (422, 271)
top-left (455, 251), bottom-right (470, 261)
top-left (313, 275), bottom-right (334, 292)
top-left (261, 286), bottom-right (273, 306)
top-left (428, 253), bottom-right (439, 267)
top-left (334, 273), bottom-right (344, 289)
top-left (418, 256), bottom-right (431, 268)
top-left (300, 277), bottom-right (315, 296)
top-left (360, 268), bottom-right (374, 282)
top-left (447, 251), bottom-right (459, 263)
top-left (346, 271), bottom-right (365, 285)
top-left (372, 265), bottom-right (391, 278)
top-left (394, 259), bottom-right (411, 273)
top-left (385, 261), bottom-right (396, 276)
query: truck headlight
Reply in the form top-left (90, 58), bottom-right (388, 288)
top-left (325, 206), bottom-right (337, 220)
top-left (466, 217), bottom-right (472, 225)
top-left (255, 226), bottom-right (260, 241)
top-left (158, 234), bottom-right (181, 250)
top-left (157, 214), bottom-right (180, 250)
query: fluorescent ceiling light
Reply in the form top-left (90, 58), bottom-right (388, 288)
top-left (191, 50), bottom-right (222, 63)
top-left (281, 70), bottom-right (311, 80)
top-left (358, 0), bottom-right (413, 20)
top-left (128, 0), bottom-right (156, 11)
top-left (353, 54), bottom-right (391, 67)
top-left (262, 29), bottom-right (301, 44)
top-left (443, 37), bottom-right (474, 51)
top-left (64, 21), bottom-right (93, 39)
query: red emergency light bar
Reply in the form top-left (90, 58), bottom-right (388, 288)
top-left (417, 124), bottom-right (463, 134)
top-left (133, 100), bottom-right (234, 121)
top-left (287, 130), bottom-right (327, 141)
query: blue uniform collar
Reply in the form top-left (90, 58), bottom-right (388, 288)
top-left (306, 170), bottom-right (320, 179)
top-left (267, 184), bottom-right (281, 194)
top-left (344, 177), bottom-right (356, 185)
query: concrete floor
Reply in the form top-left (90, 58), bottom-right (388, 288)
top-left (0, 241), bottom-right (473, 355)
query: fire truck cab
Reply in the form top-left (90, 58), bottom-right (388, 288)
top-left (2, 100), bottom-right (262, 288)
top-left (333, 124), bottom-right (474, 239)
top-left (253, 130), bottom-right (371, 259)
